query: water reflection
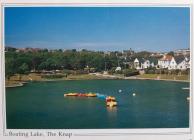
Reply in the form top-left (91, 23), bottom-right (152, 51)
top-left (106, 107), bottom-right (118, 127)
top-left (107, 107), bottom-right (117, 119)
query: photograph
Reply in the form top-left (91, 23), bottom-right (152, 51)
top-left (4, 6), bottom-right (190, 129)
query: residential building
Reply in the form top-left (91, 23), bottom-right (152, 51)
top-left (158, 55), bottom-right (177, 70)
top-left (168, 57), bottom-right (177, 70)
top-left (177, 57), bottom-right (190, 70)
top-left (133, 58), bottom-right (156, 70)
top-left (134, 58), bottom-right (141, 70)
top-left (141, 60), bottom-right (150, 69)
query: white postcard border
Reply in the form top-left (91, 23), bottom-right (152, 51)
top-left (0, 1), bottom-right (193, 140)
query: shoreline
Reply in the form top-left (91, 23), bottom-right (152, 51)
top-left (6, 83), bottom-right (24, 88)
top-left (124, 77), bottom-right (189, 83)
top-left (5, 75), bottom-right (189, 88)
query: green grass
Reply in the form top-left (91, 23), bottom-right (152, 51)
top-left (137, 74), bottom-right (189, 81)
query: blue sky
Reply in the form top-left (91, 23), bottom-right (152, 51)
top-left (5, 7), bottom-right (190, 52)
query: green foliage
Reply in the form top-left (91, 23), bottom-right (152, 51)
top-left (5, 48), bottom-right (189, 78)
top-left (108, 67), bottom-right (116, 75)
top-left (167, 51), bottom-right (174, 57)
top-left (145, 67), bottom-right (156, 74)
top-left (145, 67), bottom-right (190, 75)
top-left (5, 50), bottom-right (110, 77)
top-left (5, 57), bottom-right (15, 79)
top-left (132, 51), bottom-right (151, 59)
top-left (181, 69), bottom-right (190, 75)
top-left (18, 63), bottom-right (29, 74)
top-left (123, 69), bottom-right (139, 77)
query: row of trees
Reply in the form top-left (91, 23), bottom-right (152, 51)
top-left (5, 49), bottom-right (122, 79)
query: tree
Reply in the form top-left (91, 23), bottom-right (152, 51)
top-left (167, 51), bottom-right (174, 57)
top-left (5, 57), bottom-right (15, 80)
top-left (18, 63), bottom-right (29, 74)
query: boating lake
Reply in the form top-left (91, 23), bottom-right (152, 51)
top-left (6, 79), bottom-right (189, 129)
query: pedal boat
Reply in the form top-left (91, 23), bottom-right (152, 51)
top-left (106, 101), bottom-right (117, 107)
top-left (64, 93), bottom-right (78, 97)
top-left (86, 93), bottom-right (97, 97)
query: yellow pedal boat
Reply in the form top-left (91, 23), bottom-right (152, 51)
top-left (106, 96), bottom-right (116, 101)
top-left (106, 101), bottom-right (117, 107)
top-left (86, 93), bottom-right (97, 97)
top-left (64, 93), bottom-right (78, 96)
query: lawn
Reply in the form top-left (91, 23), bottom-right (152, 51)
top-left (137, 74), bottom-right (189, 81)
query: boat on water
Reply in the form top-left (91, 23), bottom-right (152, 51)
top-left (64, 92), bottom-right (117, 107)
top-left (106, 96), bottom-right (116, 101)
top-left (106, 96), bottom-right (117, 107)
top-left (86, 93), bottom-right (97, 97)
top-left (64, 93), bottom-right (78, 96)
top-left (106, 101), bottom-right (117, 107)
top-left (64, 92), bottom-right (97, 97)
top-left (77, 93), bottom-right (87, 97)
top-left (96, 93), bottom-right (107, 99)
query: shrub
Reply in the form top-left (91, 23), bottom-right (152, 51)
top-left (147, 69), bottom-right (155, 74)
top-left (123, 69), bottom-right (139, 77)
top-left (181, 69), bottom-right (190, 75)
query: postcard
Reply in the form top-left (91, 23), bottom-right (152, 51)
top-left (0, 0), bottom-right (193, 140)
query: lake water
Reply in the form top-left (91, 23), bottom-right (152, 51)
top-left (6, 79), bottom-right (189, 129)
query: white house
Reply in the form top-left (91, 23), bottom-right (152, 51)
top-left (177, 57), bottom-right (190, 70)
top-left (141, 60), bottom-right (150, 69)
top-left (158, 55), bottom-right (177, 70)
top-left (134, 58), bottom-right (141, 70)
top-left (134, 58), bottom-right (156, 70)
top-left (168, 57), bottom-right (177, 70)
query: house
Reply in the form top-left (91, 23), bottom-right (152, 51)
top-left (177, 57), bottom-right (190, 70)
top-left (133, 58), bottom-right (156, 70)
top-left (134, 58), bottom-right (141, 70)
top-left (158, 55), bottom-right (177, 70)
top-left (168, 57), bottom-right (177, 70)
top-left (141, 60), bottom-right (150, 69)
top-left (140, 58), bottom-right (157, 69)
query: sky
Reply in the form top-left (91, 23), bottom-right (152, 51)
top-left (5, 7), bottom-right (190, 52)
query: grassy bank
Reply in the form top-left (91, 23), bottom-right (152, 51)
top-left (8, 73), bottom-right (104, 81)
top-left (136, 74), bottom-right (189, 81)
top-left (6, 73), bottom-right (105, 87)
